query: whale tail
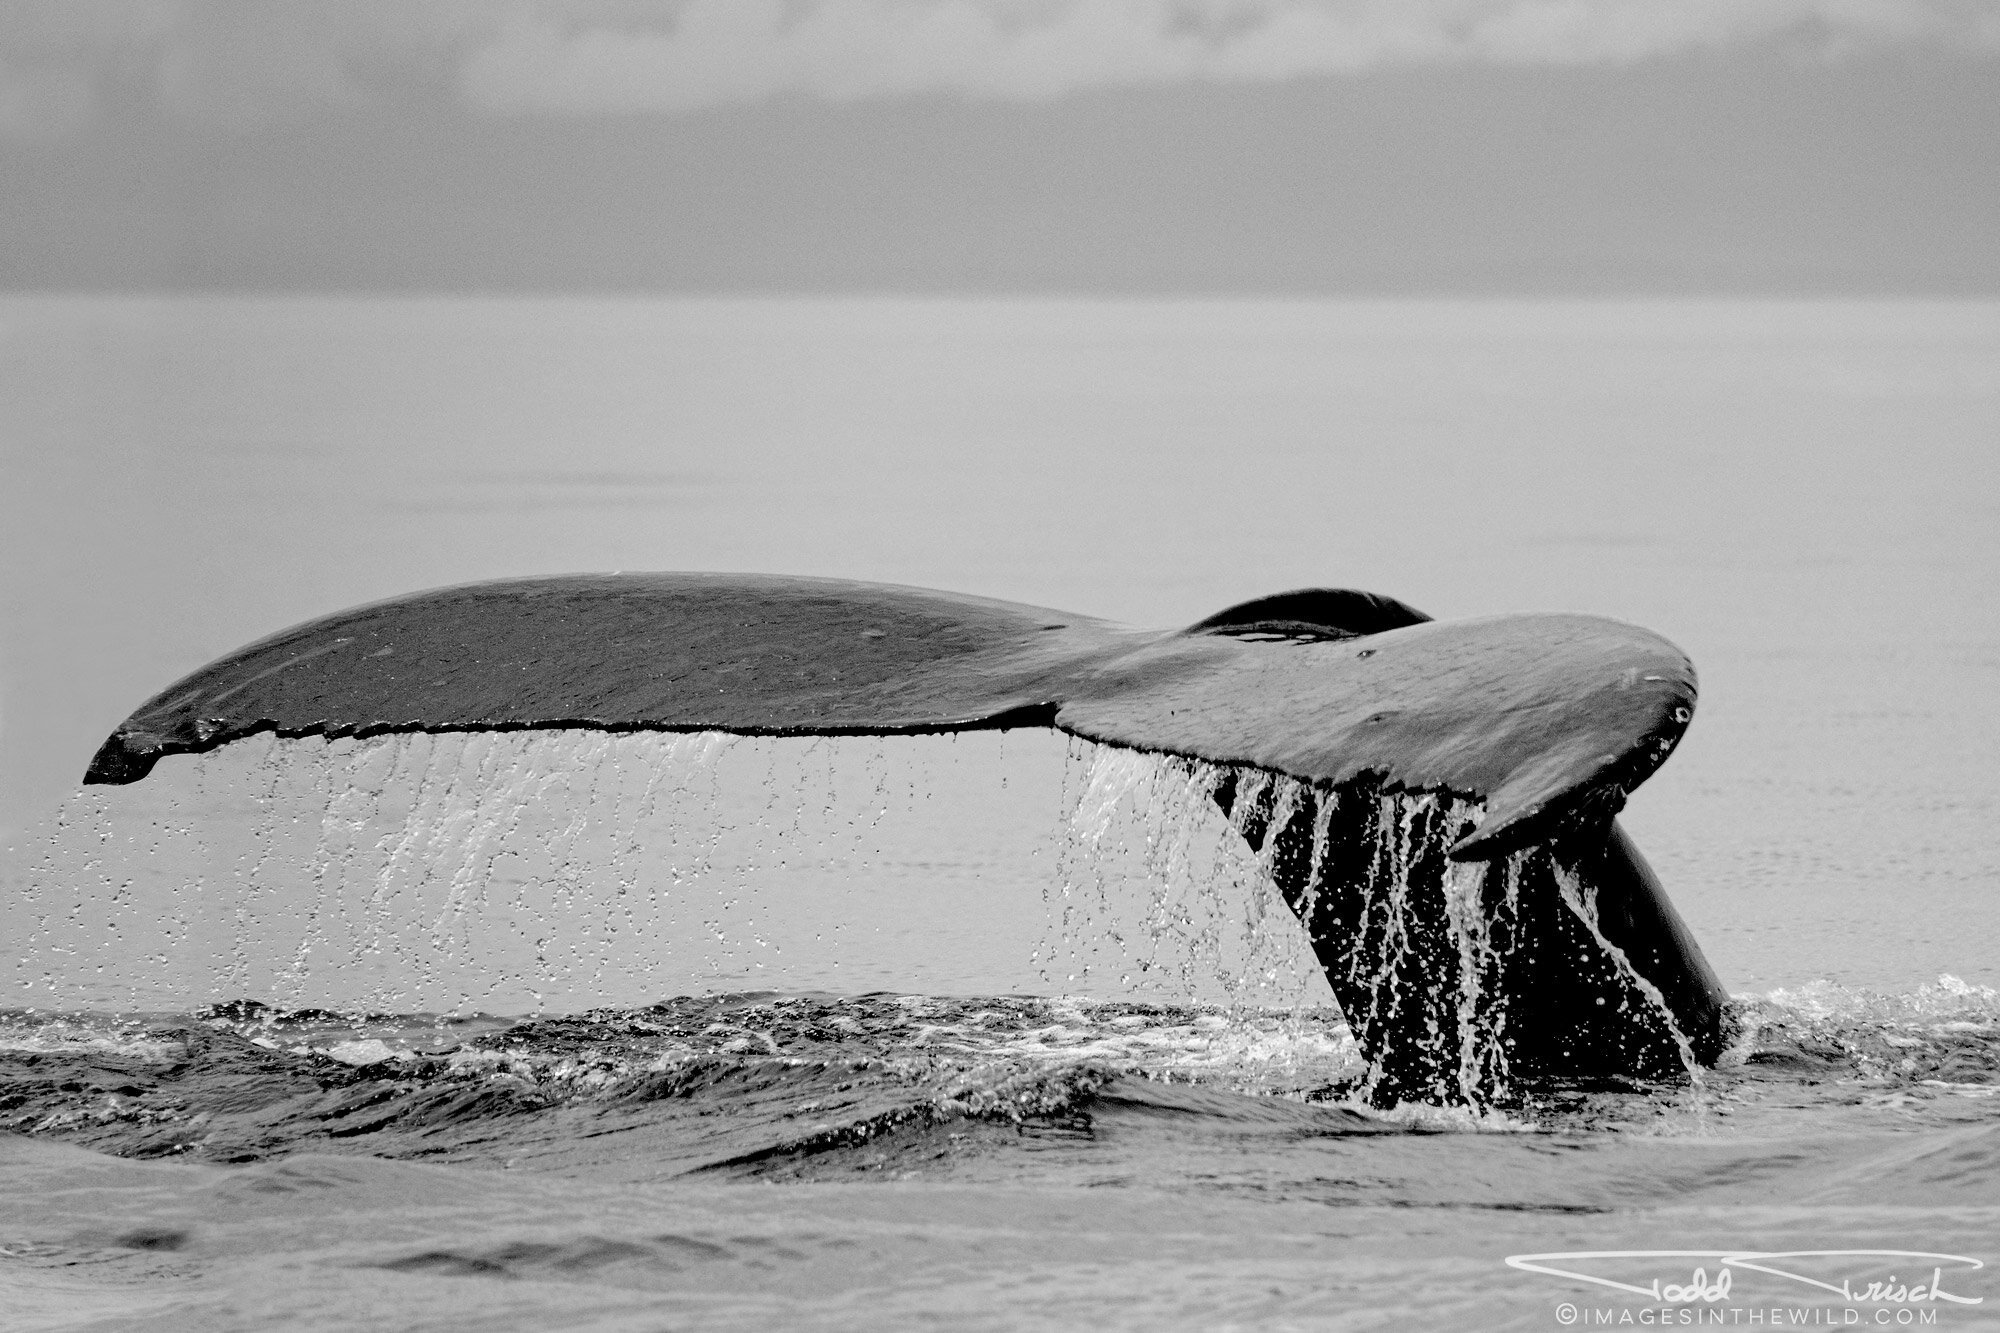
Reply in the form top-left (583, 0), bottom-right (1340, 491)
top-left (82, 573), bottom-right (1726, 1099)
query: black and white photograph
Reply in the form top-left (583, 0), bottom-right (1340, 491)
top-left (2, 3), bottom-right (1996, 1328)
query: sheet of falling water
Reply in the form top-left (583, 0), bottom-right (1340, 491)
top-left (7, 729), bottom-right (1336, 1015)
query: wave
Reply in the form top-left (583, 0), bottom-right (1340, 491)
top-left (3, 979), bottom-right (1994, 1179)
top-left (1724, 974), bottom-right (2000, 1086)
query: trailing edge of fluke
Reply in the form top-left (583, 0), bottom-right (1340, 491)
top-left (83, 573), bottom-right (1696, 862)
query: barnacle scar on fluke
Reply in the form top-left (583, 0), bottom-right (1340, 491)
top-left (84, 573), bottom-right (1727, 1105)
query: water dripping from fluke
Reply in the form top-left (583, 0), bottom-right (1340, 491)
top-left (1062, 746), bottom-right (1722, 1110)
top-left (57, 572), bottom-right (1731, 1110)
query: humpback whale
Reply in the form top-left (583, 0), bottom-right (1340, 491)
top-left (83, 573), bottom-right (1728, 1104)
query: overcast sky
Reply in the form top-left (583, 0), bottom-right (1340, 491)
top-left (3, 0), bottom-right (1997, 292)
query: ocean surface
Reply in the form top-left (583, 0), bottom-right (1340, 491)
top-left (3, 296), bottom-right (1998, 1329)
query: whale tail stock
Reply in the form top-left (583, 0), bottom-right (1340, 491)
top-left (1218, 776), bottom-right (1726, 1105)
top-left (81, 573), bottom-right (1728, 1100)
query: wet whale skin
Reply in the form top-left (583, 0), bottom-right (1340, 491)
top-left (83, 573), bottom-right (1726, 1098)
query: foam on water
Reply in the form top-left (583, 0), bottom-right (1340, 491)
top-left (1757, 972), bottom-right (2000, 1027)
top-left (0, 1015), bottom-right (187, 1063)
top-left (1718, 973), bottom-right (2000, 1095)
top-left (5, 975), bottom-right (1995, 1177)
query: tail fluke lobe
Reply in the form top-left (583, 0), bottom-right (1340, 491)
top-left (87, 579), bottom-right (1695, 865)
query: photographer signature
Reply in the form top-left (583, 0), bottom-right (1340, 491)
top-left (1505, 1251), bottom-right (1983, 1305)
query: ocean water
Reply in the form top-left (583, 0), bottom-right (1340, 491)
top-left (3, 297), bottom-right (1998, 1329)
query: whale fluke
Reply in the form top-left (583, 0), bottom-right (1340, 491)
top-left (81, 573), bottom-right (1725, 1099)
top-left (83, 574), bottom-right (1693, 862)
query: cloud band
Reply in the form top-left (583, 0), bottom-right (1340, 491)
top-left (2, 0), bottom-right (1996, 139)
